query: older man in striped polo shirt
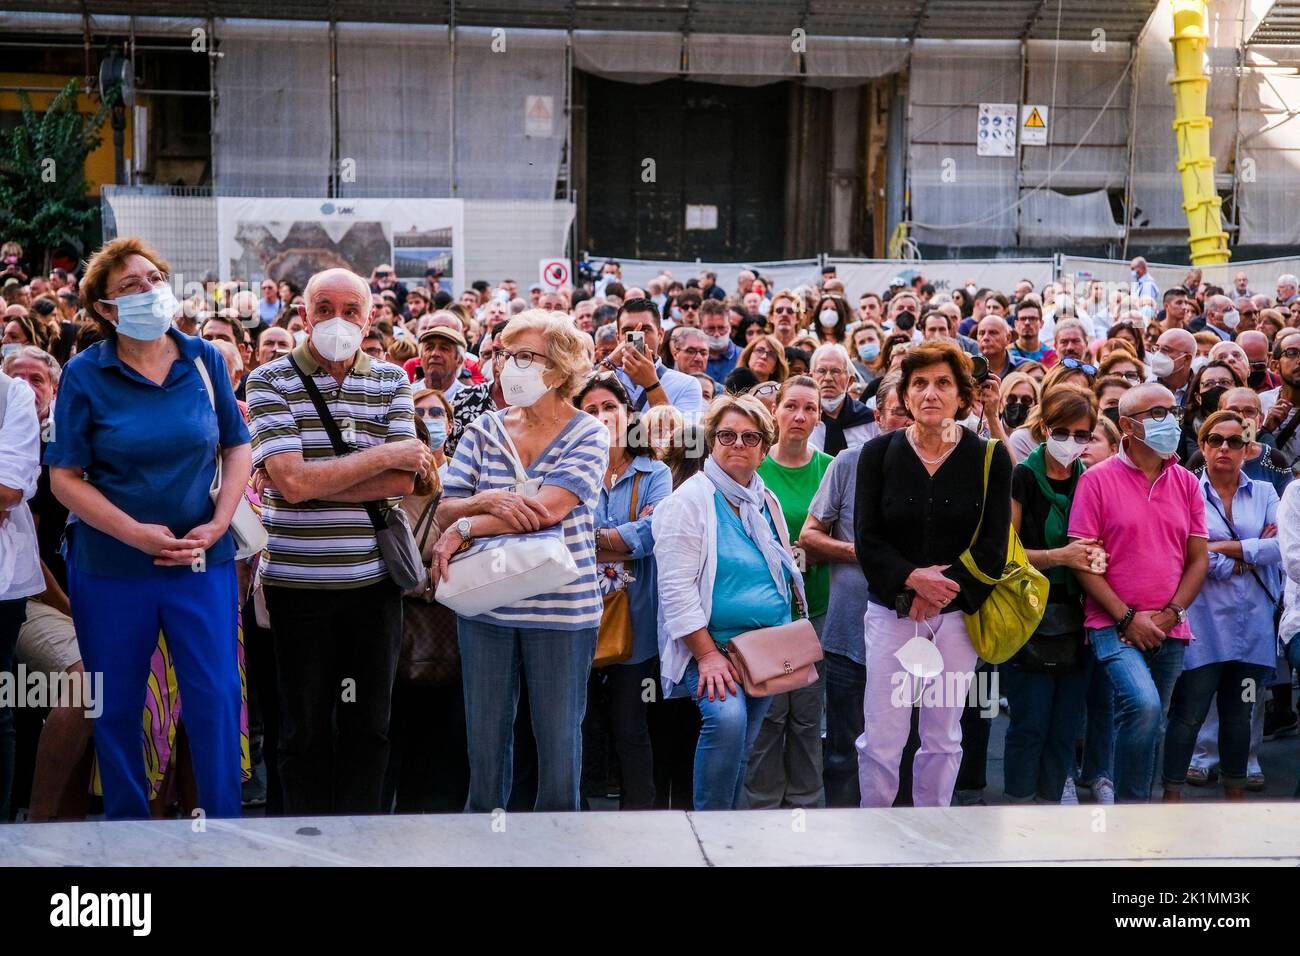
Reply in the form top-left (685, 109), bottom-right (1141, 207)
top-left (247, 267), bottom-right (432, 815)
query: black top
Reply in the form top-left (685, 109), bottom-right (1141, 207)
top-left (854, 427), bottom-right (1012, 614)
top-left (33, 439), bottom-right (68, 591)
top-left (1011, 463), bottom-right (1078, 605)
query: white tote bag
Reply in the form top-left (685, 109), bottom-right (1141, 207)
top-left (193, 358), bottom-right (269, 561)
top-left (434, 414), bottom-right (579, 617)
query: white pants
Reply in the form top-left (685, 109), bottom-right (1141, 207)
top-left (856, 603), bottom-right (978, 808)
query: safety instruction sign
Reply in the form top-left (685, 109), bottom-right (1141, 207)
top-left (977, 103), bottom-right (1017, 157)
top-left (1020, 105), bottom-right (1048, 146)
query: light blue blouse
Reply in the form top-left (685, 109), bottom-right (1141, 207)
top-left (708, 490), bottom-right (792, 645)
top-left (1186, 472), bottom-right (1282, 670)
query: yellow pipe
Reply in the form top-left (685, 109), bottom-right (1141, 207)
top-left (1169, 0), bottom-right (1230, 265)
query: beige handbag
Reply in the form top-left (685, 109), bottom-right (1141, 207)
top-left (721, 491), bottom-right (823, 697)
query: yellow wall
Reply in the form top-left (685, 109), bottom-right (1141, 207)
top-left (0, 72), bottom-right (134, 196)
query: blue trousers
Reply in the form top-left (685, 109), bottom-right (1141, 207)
top-left (1088, 627), bottom-right (1185, 803)
top-left (1001, 657), bottom-right (1092, 802)
top-left (684, 658), bottom-right (772, 810)
top-left (69, 562), bottom-right (242, 820)
top-left (457, 618), bottom-right (597, 813)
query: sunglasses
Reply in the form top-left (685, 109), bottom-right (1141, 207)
top-left (1281, 348), bottom-right (1300, 361)
top-left (715, 428), bottom-right (764, 447)
top-left (1060, 357), bottom-right (1098, 376)
top-left (1049, 428), bottom-right (1093, 445)
top-left (1204, 433), bottom-right (1247, 450)
top-left (1005, 396), bottom-right (1035, 408)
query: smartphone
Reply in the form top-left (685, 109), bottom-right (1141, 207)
top-left (626, 330), bottom-right (646, 356)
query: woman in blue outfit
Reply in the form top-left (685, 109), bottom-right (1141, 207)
top-left (653, 393), bottom-right (805, 810)
top-left (46, 238), bottom-right (252, 820)
top-left (576, 373), bottom-right (672, 809)
top-left (1162, 410), bottom-right (1282, 801)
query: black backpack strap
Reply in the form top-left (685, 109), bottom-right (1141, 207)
top-left (291, 355), bottom-right (387, 534)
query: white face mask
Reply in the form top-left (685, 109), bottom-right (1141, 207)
top-left (895, 621), bottom-right (944, 704)
top-left (1190, 355), bottom-right (1208, 375)
top-left (480, 354), bottom-right (495, 383)
top-left (1147, 349), bottom-right (1175, 378)
top-left (818, 309), bottom-right (839, 329)
top-left (310, 316), bottom-right (364, 362)
top-left (1222, 309), bottom-right (1240, 331)
top-left (1046, 436), bottom-right (1086, 467)
top-left (498, 357), bottom-right (550, 407)
top-left (821, 394), bottom-right (845, 413)
top-left (292, 329), bottom-right (308, 346)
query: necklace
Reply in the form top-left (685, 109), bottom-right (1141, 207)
top-left (907, 425), bottom-right (956, 466)
top-left (606, 454), bottom-right (632, 488)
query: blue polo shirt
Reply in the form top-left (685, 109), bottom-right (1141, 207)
top-left (706, 340), bottom-right (740, 385)
top-left (46, 328), bottom-right (251, 578)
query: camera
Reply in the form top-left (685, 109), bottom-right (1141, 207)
top-left (971, 355), bottom-right (989, 383)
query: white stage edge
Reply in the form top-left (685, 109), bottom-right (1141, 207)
top-left (4, 804), bottom-right (1300, 866)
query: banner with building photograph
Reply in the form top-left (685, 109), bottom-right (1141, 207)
top-left (215, 197), bottom-right (465, 294)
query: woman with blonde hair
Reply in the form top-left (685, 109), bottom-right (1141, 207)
top-left (985, 370), bottom-right (1041, 448)
top-left (432, 309), bottom-right (609, 813)
top-left (653, 392), bottom-right (805, 810)
top-left (738, 333), bottom-right (789, 384)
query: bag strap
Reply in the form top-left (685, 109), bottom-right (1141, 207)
top-left (192, 357), bottom-right (223, 492)
top-left (968, 438), bottom-right (997, 550)
top-left (414, 493), bottom-right (441, 549)
top-left (1274, 409), bottom-right (1300, 464)
top-left (291, 355), bottom-right (388, 535)
top-left (1203, 489), bottom-right (1280, 607)
top-left (627, 470), bottom-right (643, 522)
top-left (473, 413), bottom-right (530, 486)
top-left (763, 488), bottom-right (808, 620)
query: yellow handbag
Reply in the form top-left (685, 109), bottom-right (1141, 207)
top-left (957, 439), bottom-right (1049, 664)
top-left (594, 472), bottom-right (643, 668)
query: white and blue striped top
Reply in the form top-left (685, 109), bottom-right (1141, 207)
top-left (443, 408), bottom-right (609, 631)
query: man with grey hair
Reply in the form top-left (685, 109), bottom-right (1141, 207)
top-left (1069, 381), bottom-right (1208, 801)
top-left (1191, 294), bottom-right (1236, 341)
top-left (247, 266), bottom-right (431, 815)
top-left (417, 311), bottom-right (469, 398)
top-left (1277, 274), bottom-right (1299, 308)
top-left (1233, 272), bottom-right (1253, 298)
top-left (669, 325), bottom-right (710, 377)
top-left (1130, 256), bottom-right (1159, 301)
top-left (809, 343), bottom-right (878, 455)
top-left (1053, 317), bottom-right (1090, 363)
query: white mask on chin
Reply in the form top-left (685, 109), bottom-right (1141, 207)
top-left (821, 394), bottom-right (845, 414)
top-left (310, 317), bottom-right (364, 362)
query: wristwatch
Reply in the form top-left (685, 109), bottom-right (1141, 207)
top-left (456, 517), bottom-right (473, 544)
top-left (1164, 603), bottom-right (1188, 625)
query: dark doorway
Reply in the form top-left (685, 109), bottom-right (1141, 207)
top-left (581, 75), bottom-right (787, 261)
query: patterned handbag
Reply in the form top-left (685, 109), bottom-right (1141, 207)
top-left (398, 495), bottom-right (462, 687)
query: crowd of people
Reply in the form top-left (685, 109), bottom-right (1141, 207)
top-left (3, 238), bottom-right (1300, 820)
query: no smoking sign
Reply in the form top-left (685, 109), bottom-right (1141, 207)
top-left (539, 258), bottom-right (569, 289)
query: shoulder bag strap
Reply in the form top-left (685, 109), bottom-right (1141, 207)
top-left (1273, 408), bottom-right (1300, 462)
top-left (473, 412), bottom-right (530, 486)
top-left (627, 470), bottom-right (644, 522)
top-left (291, 355), bottom-right (387, 535)
top-left (968, 437), bottom-right (997, 550)
top-left (1203, 490), bottom-right (1279, 606)
top-left (414, 492), bottom-right (441, 549)
top-left (192, 357), bottom-right (224, 494)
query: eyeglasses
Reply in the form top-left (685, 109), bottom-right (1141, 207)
top-left (112, 270), bottom-right (167, 296)
top-left (772, 306), bottom-right (796, 316)
top-left (1130, 405), bottom-right (1184, 423)
top-left (363, 346), bottom-right (384, 358)
top-left (1281, 348), bottom-right (1300, 361)
top-left (1049, 428), bottom-right (1094, 445)
top-left (812, 366), bottom-right (847, 379)
top-left (715, 428), bottom-right (764, 447)
top-left (496, 348), bottom-right (548, 369)
top-left (1118, 371), bottom-right (1142, 385)
top-left (679, 347), bottom-right (709, 359)
top-left (752, 346), bottom-right (777, 359)
top-left (1060, 357), bottom-right (1098, 376)
top-left (1204, 433), bottom-right (1248, 450)
top-left (749, 382), bottom-right (780, 398)
top-left (419, 407), bottom-right (446, 420)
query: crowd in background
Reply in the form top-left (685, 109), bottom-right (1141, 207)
top-left (4, 236), bottom-right (1300, 819)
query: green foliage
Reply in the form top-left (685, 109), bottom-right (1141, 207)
top-left (0, 78), bottom-right (111, 269)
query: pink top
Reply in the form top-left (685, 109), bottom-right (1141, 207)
top-left (1068, 441), bottom-right (1207, 638)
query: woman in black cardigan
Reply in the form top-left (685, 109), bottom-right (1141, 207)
top-left (853, 340), bottom-right (1012, 808)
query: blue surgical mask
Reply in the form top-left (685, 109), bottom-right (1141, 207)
top-left (427, 417), bottom-right (448, 446)
top-left (101, 283), bottom-right (179, 341)
top-left (857, 342), bottom-right (880, 363)
top-left (1139, 305), bottom-right (1156, 321)
top-left (1137, 414), bottom-right (1181, 458)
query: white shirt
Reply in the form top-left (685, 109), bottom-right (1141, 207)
top-left (0, 374), bottom-right (43, 601)
top-left (1278, 480), bottom-right (1300, 646)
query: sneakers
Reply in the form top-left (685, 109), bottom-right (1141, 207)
top-left (1186, 766), bottom-right (1218, 787)
top-left (1060, 775), bottom-right (1079, 805)
top-left (1091, 777), bottom-right (1115, 805)
top-left (1264, 711), bottom-right (1298, 740)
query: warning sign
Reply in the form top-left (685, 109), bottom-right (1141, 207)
top-left (539, 258), bottom-right (569, 289)
top-left (1020, 104), bottom-right (1048, 146)
top-left (525, 95), bottom-right (553, 138)
top-left (977, 103), bottom-right (1017, 157)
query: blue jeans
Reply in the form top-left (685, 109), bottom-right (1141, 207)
top-left (1088, 627), bottom-right (1185, 802)
top-left (1002, 657), bottom-right (1092, 802)
top-left (684, 658), bottom-right (772, 810)
top-left (822, 652), bottom-right (865, 808)
top-left (1163, 661), bottom-right (1273, 790)
top-left (1081, 662), bottom-right (1114, 785)
top-left (457, 619), bottom-right (597, 813)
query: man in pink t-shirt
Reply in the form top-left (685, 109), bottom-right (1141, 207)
top-left (1068, 384), bottom-right (1208, 802)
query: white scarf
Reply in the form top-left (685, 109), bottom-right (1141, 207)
top-left (704, 457), bottom-right (804, 602)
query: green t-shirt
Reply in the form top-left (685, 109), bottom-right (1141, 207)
top-left (758, 449), bottom-right (835, 619)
